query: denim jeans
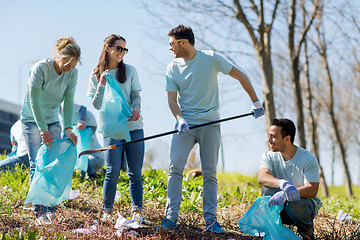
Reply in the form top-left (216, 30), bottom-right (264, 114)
top-left (102, 129), bottom-right (144, 213)
top-left (166, 124), bottom-right (220, 225)
top-left (0, 154), bottom-right (29, 171)
top-left (262, 187), bottom-right (316, 236)
top-left (22, 121), bottom-right (61, 217)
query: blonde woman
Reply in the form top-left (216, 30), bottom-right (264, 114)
top-left (20, 37), bottom-right (81, 225)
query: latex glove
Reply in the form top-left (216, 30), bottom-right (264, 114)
top-left (177, 118), bottom-right (189, 135)
top-left (65, 128), bottom-right (78, 146)
top-left (128, 109), bottom-right (140, 121)
top-left (278, 179), bottom-right (300, 202)
top-left (268, 191), bottom-right (286, 207)
top-left (251, 100), bottom-right (265, 119)
top-left (40, 130), bottom-right (53, 149)
top-left (77, 120), bottom-right (86, 130)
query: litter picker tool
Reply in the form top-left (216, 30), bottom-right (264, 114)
top-left (78, 112), bottom-right (254, 158)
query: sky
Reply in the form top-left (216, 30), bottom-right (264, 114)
top-left (0, 0), bottom-right (354, 185)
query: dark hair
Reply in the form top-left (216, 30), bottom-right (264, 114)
top-left (168, 25), bottom-right (195, 46)
top-left (93, 34), bottom-right (126, 83)
top-left (271, 118), bottom-right (296, 144)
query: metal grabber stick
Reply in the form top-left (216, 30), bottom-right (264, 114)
top-left (78, 112), bottom-right (254, 158)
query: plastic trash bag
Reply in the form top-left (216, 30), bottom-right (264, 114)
top-left (24, 139), bottom-right (77, 206)
top-left (98, 73), bottom-right (132, 141)
top-left (73, 127), bottom-right (93, 171)
top-left (238, 196), bottom-right (301, 240)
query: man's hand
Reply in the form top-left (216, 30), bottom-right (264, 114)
top-left (77, 120), bottom-right (86, 130)
top-left (268, 191), bottom-right (286, 207)
top-left (40, 130), bottom-right (53, 149)
top-left (65, 128), bottom-right (78, 146)
top-left (278, 179), bottom-right (300, 202)
top-left (177, 118), bottom-right (189, 135)
top-left (128, 109), bottom-right (140, 121)
top-left (251, 100), bottom-right (264, 119)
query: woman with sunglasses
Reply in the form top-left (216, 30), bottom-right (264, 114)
top-left (87, 34), bottom-right (145, 223)
top-left (20, 37), bottom-right (81, 225)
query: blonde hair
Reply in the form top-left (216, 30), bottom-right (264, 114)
top-left (55, 37), bottom-right (81, 61)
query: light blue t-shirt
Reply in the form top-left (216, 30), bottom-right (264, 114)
top-left (166, 50), bottom-right (232, 125)
top-left (20, 58), bottom-right (77, 127)
top-left (260, 146), bottom-right (322, 213)
top-left (87, 64), bottom-right (143, 131)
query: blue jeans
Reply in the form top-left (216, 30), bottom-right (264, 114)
top-left (22, 121), bottom-right (61, 217)
top-left (166, 124), bottom-right (220, 226)
top-left (103, 129), bottom-right (144, 213)
top-left (262, 187), bottom-right (316, 236)
top-left (0, 154), bottom-right (29, 172)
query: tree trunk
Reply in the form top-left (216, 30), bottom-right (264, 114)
top-left (319, 40), bottom-right (353, 197)
top-left (303, 38), bottom-right (328, 197)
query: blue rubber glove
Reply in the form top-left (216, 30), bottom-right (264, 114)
top-left (268, 191), bottom-right (286, 207)
top-left (278, 179), bottom-right (300, 202)
top-left (251, 100), bottom-right (264, 119)
top-left (177, 118), bottom-right (189, 135)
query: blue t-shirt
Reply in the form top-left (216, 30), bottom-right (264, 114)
top-left (166, 50), bottom-right (232, 125)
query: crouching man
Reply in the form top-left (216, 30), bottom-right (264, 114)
top-left (257, 118), bottom-right (322, 240)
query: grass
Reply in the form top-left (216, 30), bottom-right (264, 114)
top-left (0, 155), bottom-right (359, 239)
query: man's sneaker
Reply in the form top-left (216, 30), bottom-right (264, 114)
top-left (158, 218), bottom-right (177, 230)
top-left (35, 214), bottom-right (51, 226)
top-left (47, 212), bottom-right (57, 221)
top-left (206, 221), bottom-right (227, 234)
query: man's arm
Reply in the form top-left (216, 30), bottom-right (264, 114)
top-left (298, 182), bottom-right (319, 198)
top-left (258, 168), bottom-right (319, 198)
top-left (167, 92), bottom-right (183, 121)
top-left (258, 168), bottom-right (279, 188)
top-left (228, 66), bottom-right (259, 102)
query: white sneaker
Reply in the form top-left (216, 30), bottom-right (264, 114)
top-left (101, 212), bottom-right (113, 222)
top-left (35, 214), bottom-right (51, 226)
top-left (47, 212), bottom-right (57, 221)
top-left (132, 212), bottom-right (143, 224)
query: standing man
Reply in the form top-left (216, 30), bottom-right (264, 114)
top-left (160, 25), bottom-right (264, 233)
top-left (258, 118), bottom-right (322, 240)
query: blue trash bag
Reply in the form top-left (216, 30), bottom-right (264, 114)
top-left (24, 139), bottom-right (77, 206)
top-left (238, 196), bottom-right (301, 240)
top-left (73, 127), bottom-right (93, 171)
top-left (98, 72), bottom-right (132, 142)
top-left (8, 145), bottom-right (17, 157)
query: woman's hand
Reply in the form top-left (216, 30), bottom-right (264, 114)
top-left (65, 128), bottom-right (78, 146)
top-left (128, 109), bottom-right (140, 121)
top-left (77, 120), bottom-right (86, 130)
top-left (40, 130), bottom-right (53, 149)
top-left (100, 70), bottom-right (109, 85)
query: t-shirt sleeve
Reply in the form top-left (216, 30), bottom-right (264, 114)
top-left (87, 73), bottom-right (99, 98)
top-left (64, 69), bottom-right (77, 95)
top-left (303, 154), bottom-right (320, 183)
top-left (129, 66), bottom-right (141, 91)
top-left (165, 64), bottom-right (178, 92)
top-left (213, 52), bottom-right (233, 75)
top-left (259, 152), bottom-right (273, 172)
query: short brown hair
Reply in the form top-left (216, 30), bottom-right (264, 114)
top-left (168, 25), bottom-right (195, 46)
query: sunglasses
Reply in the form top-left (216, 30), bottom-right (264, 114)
top-left (169, 39), bottom-right (189, 47)
top-left (113, 45), bottom-right (128, 54)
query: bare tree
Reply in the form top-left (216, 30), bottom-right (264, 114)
top-left (314, 16), bottom-right (353, 197)
top-left (287, 0), bottom-right (321, 148)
